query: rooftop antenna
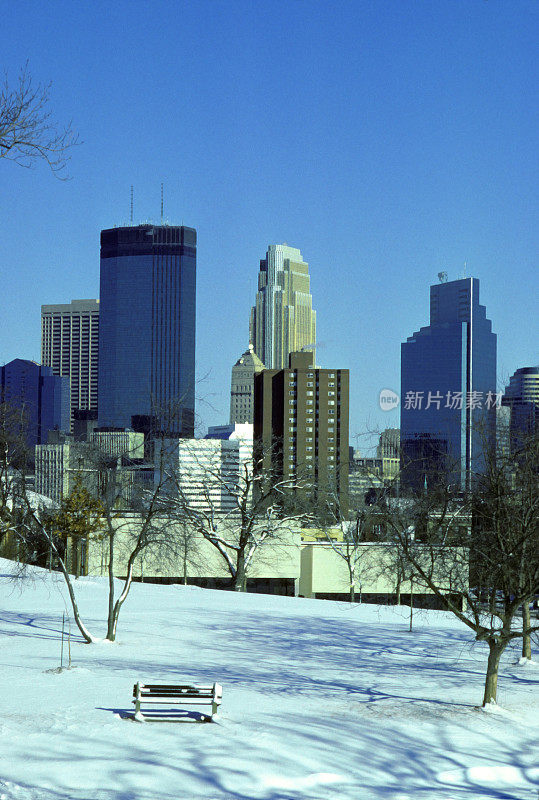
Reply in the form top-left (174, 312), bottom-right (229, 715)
top-left (438, 271), bottom-right (448, 283)
top-left (160, 183), bottom-right (164, 224)
top-left (130, 185), bottom-right (134, 224)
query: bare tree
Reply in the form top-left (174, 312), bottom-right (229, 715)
top-left (161, 438), bottom-right (313, 591)
top-left (0, 62), bottom-right (79, 176)
top-left (381, 432), bottom-right (539, 706)
top-left (3, 432), bottom-right (175, 643)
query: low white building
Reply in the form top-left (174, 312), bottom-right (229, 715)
top-left (155, 425), bottom-right (253, 514)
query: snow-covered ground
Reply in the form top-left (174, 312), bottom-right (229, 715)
top-left (0, 558), bottom-right (537, 800)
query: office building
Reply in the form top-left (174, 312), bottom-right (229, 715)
top-left (0, 359), bottom-right (69, 452)
top-left (377, 429), bottom-right (400, 459)
top-left (254, 351), bottom-right (349, 516)
top-left (92, 429), bottom-right (145, 460)
top-left (36, 430), bottom-right (148, 506)
top-left (249, 244), bottom-right (316, 369)
top-left (41, 299), bottom-right (99, 429)
top-left (229, 345), bottom-right (265, 424)
top-left (98, 224), bottom-right (196, 436)
top-left (400, 277), bottom-right (496, 491)
top-left (155, 425), bottom-right (254, 514)
top-left (501, 366), bottom-right (539, 452)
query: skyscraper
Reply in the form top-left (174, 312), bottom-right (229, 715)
top-left (400, 277), bottom-right (496, 491)
top-left (229, 345), bottom-right (265, 425)
top-left (41, 299), bottom-right (99, 429)
top-left (254, 351), bottom-right (349, 516)
top-left (0, 359), bottom-right (69, 451)
top-left (98, 224), bottom-right (196, 436)
top-left (249, 244), bottom-right (316, 369)
top-left (502, 366), bottom-right (539, 451)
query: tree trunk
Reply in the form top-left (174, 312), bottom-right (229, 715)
top-left (522, 604), bottom-right (532, 660)
top-left (234, 553), bottom-right (246, 591)
top-left (409, 578), bottom-right (414, 632)
top-left (349, 566), bottom-right (355, 603)
top-left (106, 529), bottom-right (115, 640)
top-left (482, 639), bottom-right (504, 706)
top-left (56, 555), bottom-right (94, 643)
top-left (106, 558), bottom-right (137, 642)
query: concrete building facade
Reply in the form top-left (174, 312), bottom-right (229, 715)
top-left (229, 345), bottom-right (265, 425)
top-left (156, 425), bottom-right (254, 514)
top-left (41, 299), bottom-right (99, 430)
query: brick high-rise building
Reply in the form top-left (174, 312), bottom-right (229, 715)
top-left (254, 351), bottom-right (349, 516)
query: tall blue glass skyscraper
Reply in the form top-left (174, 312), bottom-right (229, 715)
top-left (98, 224), bottom-right (196, 436)
top-left (400, 278), bottom-right (496, 491)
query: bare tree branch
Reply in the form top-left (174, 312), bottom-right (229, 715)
top-left (0, 62), bottom-right (80, 178)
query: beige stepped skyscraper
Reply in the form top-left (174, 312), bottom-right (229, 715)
top-left (249, 244), bottom-right (316, 369)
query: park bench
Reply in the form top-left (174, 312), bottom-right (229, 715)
top-left (132, 682), bottom-right (222, 722)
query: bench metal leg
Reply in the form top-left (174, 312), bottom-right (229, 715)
top-left (134, 683), bottom-right (145, 722)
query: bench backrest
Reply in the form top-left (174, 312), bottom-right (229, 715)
top-left (133, 683), bottom-right (217, 699)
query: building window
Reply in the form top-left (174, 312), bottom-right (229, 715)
top-left (328, 391), bottom-right (335, 396)
top-left (328, 373), bottom-right (335, 377)
top-left (307, 390), bottom-right (314, 396)
top-left (306, 426), bottom-right (313, 432)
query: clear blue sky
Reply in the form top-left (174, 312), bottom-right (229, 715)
top-left (1, 0), bottom-right (537, 452)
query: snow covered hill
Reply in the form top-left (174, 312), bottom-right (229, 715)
top-left (0, 558), bottom-right (537, 800)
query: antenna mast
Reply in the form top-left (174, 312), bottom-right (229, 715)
top-left (130, 185), bottom-right (134, 224)
top-left (160, 183), bottom-right (164, 224)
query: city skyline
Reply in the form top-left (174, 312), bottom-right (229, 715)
top-left (1, 1), bottom-right (537, 450)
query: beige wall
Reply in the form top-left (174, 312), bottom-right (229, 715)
top-left (299, 542), bottom-right (468, 598)
top-left (84, 517), bottom-right (467, 600)
top-left (86, 517), bottom-right (301, 581)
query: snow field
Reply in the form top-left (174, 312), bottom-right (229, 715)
top-left (0, 560), bottom-right (537, 800)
